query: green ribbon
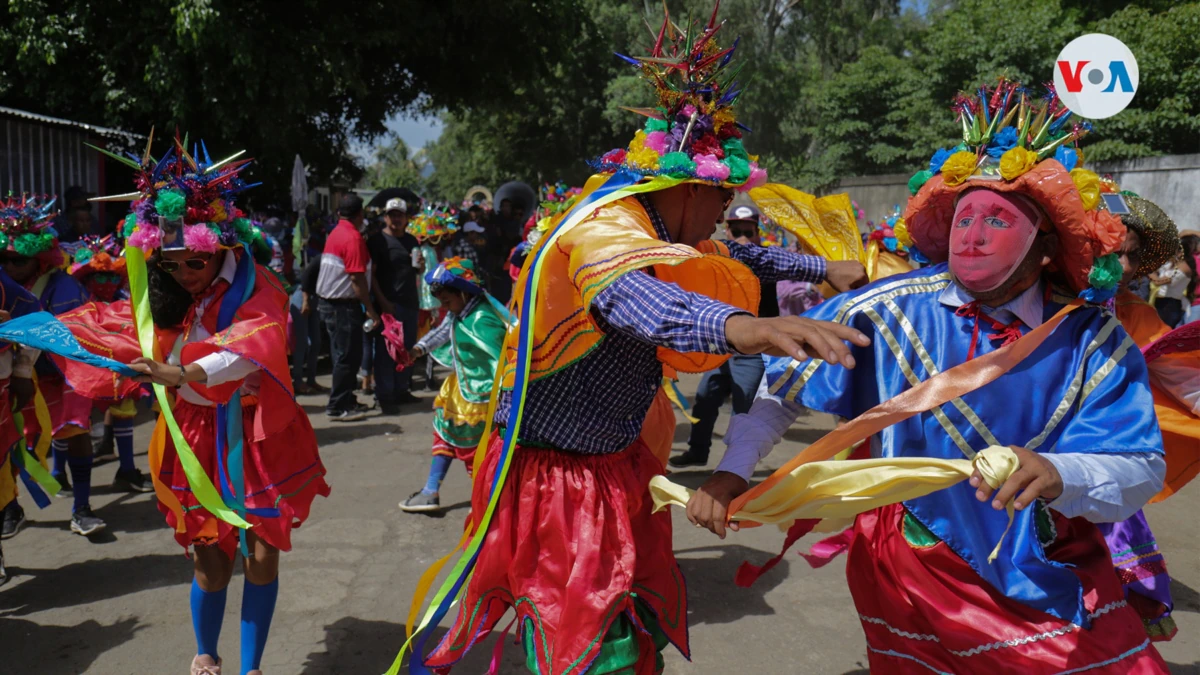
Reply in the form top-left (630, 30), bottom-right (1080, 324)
top-left (125, 245), bottom-right (251, 530)
top-left (11, 408), bottom-right (62, 498)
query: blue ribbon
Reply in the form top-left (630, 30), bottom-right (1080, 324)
top-left (407, 170), bottom-right (642, 674)
top-left (211, 251), bottom-right (278, 557)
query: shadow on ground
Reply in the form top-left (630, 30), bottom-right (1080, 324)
top-left (0, 553), bottom-right (189, 617)
top-left (0, 616), bottom-right (141, 675)
top-left (675, 544), bottom-right (787, 626)
top-left (1170, 577), bottom-right (1200, 613)
top-left (301, 620), bottom-right (521, 674)
top-left (315, 422), bottom-right (405, 447)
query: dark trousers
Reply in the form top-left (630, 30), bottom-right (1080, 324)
top-left (686, 354), bottom-right (767, 459)
top-left (1156, 297), bottom-right (1185, 328)
top-left (373, 306), bottom-right (418, 405)
top-left (290, 288), bottom-right (322, 387)
top-left (319, 298), bottom-right (364, 413)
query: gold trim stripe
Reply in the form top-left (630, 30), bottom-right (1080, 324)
top-left (1025, 316), bottom-right (1120, 451)
top-left (864, 307), bottom-right (976, 458)
top-left (767, 274), bottom-right (952, 396)
top-left (1081, 333), bottom-right (1136, 403)
top-left (883, 298), bottom-right (1002, 448)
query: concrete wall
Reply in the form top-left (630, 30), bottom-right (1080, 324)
top-left (822, 153), bottom-right (1200, 232)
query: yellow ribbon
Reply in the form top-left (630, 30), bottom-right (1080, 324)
top-left (650, 445), bottom-right (1021, 563)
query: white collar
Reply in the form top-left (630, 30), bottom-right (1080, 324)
top-left (215, 249), bottom-right (238, 286)
top-left (939, 277), bottom-right (1045, 328)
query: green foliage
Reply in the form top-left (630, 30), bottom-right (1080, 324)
top-left (362, 135), bottom-right (427, 193)
top-left (0, 0), bottom-right (579, 203)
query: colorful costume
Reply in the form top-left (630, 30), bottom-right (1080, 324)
top-left (418, 259), bottom-right (508, 468)
top-left (400, 10), bottom-right (826, 675)
top-left (706, 81), bottom-right (1168, 673)
top-left (48, 134), bottom-right (328, 674)
top-left (0, 264), bottom-right (50, 526)
top-left (1096, 196), bottom-right (1200, 642)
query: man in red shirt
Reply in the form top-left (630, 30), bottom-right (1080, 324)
top-left (316, 194), bottom-right (381, 421)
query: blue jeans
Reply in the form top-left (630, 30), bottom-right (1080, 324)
top-left (290, 289), bottom-right (322, 387)
top-left (686, 354), bottom-right (767, 459)
top-left (373, 306), bottom-right (418, 405)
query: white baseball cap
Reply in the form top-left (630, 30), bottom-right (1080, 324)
top-left (385, 197), bottom-right (407, 214)
top-left (726, 204), bottom-right (760, 222)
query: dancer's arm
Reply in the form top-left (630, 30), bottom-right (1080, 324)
top-left (723, 242), bottom-right (867, 292)
top-left (1040, 453), bottom-right (1165, 522)
top-left (592, 271), bottom-right (868, 362)
top-left (412, 312), bottom-right (455, 358)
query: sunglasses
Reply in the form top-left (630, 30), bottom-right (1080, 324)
top-left (721, 191), bottom-right (736, 210)
top-left (157, 257), bottom-right (210, 273)
top-left (729, 227), bottom-right (758, 238)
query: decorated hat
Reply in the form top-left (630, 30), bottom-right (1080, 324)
top-left (66, 234), bottom-right (126, 279)
top-left (904, 78), bottom-right (1126, 299)
top-left (91, 130), bottom-right (267, 256)
top-left (0, 194), bottom-right (59, 257)
top-left (591, 3), bottom-right (767, 192)
top-left (1119, 194), bottom-right (1182, 278)
top-left (425, 256), bottom-right (484, 296)
top-left (406, 206), bottom-right (458, 243)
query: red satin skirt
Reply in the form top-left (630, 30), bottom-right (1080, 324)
top-left (425, 434), bottom-right (689, 674)
top-left (847, 503), bottom-right (1168, 674)
top-left (159, 399), bottom-right (330, 559)
top-left (21, 374), bottom-right (92, 439)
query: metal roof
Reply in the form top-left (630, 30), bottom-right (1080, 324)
top-left (0, 106), bottom-right (145, 142)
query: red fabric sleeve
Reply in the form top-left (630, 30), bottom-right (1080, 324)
top-left (181, 264), bottom-right (298, 441)
top-left (53, 301), bottom-right (145, 401)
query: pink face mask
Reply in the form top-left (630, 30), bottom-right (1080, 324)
top-left (949, 189), bottom-right (1044, 293)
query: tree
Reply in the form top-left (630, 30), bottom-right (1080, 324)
top-left (362, 136), bottom-right (427, 192)
top-left (0, 0), bottom-right (581, 204)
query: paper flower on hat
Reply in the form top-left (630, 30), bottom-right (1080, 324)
top-left (406, 206), bottom-right (457, 243)
top-left (903, 78), bottom-right (1127, 300)
top-left (90, 130), bottom-right (259, 254)
top-left (592, 2), bottom-right (767, 191)
top-left (0, 194), bottom-right (59, 257)
top-left (424, 256), bottom-right (484, 296)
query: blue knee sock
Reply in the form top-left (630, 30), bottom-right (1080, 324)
top-left (190, 578), bottom-right (227, 661)
top-left (66, 453), bottom-right (92, 513)
top-left (114, 418), bottom-right (135, 473)
top-left (240, 577), bottom-right (279, 674)
top-left (51, 440), bottom-right (68, 477)
top-left (423, 455), bottom-right (453, 494)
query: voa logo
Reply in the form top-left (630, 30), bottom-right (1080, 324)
top-left (1053, 33), bottom-right (1139, 120)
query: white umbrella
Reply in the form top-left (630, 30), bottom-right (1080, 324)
top-left (290, 155), bottom-right (309, 264)
top-left (291, 154), bottom-right (308, 213)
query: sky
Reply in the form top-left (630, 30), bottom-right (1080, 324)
top-left (352, 112), bottom-right (444, 163)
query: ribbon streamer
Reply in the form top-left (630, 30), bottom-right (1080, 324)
top-left (391, 171), bottom-right (688, 675)
top-left (126, 245), bottom-right (250, 530)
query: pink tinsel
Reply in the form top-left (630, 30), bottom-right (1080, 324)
top-left (681, 103), bottom-right (698, 118)
top-left (128, 225), bottom-right (164, 252)
top-left (694, 153), bottom-right (731, 180)
top-left (742, 164), bottom-right (769, 191)
top-left (183, 224), bottom-right (220, 253)
top-left (644, 130), bottom-right (670, 155)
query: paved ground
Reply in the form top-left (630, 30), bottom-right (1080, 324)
top-left (1, 372), bottom-right (1197, 674)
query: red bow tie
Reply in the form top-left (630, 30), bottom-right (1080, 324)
top-left (955, 301), bottom-right (1025, 361)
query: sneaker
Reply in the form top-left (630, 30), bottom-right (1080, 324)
top-left (51, 471), bottom-right (73, 497)
top-left (113, 468), bottom-right (154, 493)
top-left (1, 502), bottom-right (25, 539)
top-left (399, 491), bottom-right (441, 513)
top-left (93, 425), bottom-right (117, 461)
top-left (0, 539), bottom-right (7, 587)
top-left (190, 654), bottom-right (222, 675)
top-left (307, 381), bottom-right (329, 393)
top-left (668, 449), bottom-right (710, 468)
top-left (327, 408), bottom-right (367, 422)
top-left (378, 404), bottom-right (401, 416)
top-left (70, 507), bottom-right (107, 536)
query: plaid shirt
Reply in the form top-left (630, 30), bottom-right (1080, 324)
top-left (494, 195), bottom-right (826, 454)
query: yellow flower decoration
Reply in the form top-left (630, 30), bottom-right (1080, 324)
top-left (1071, 168), bottom-right (1101, 210)
top-left (627, 146), bottom-right (661, 170)
top-left (999, 147), bottom-right (1039, 181)
top-left (628, 129), bottom-right (648, 153)
top-left (893, 218), bottom-right (912, 249)
top-left (940, 151), bottom-right (978, 186)
top-left (208, 199), bottom-right (228, 224)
